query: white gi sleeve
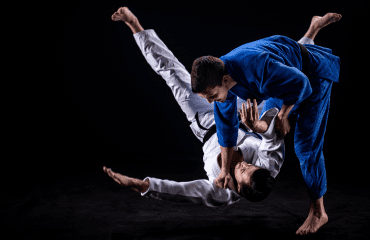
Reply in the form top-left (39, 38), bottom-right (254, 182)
top-left (254, 108), bottom-right (285, 178)
top-left (140, 177), bottom-right (242, 208)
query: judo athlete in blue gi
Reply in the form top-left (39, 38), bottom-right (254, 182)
top-left (104, 7), bottom-right (342, 235)
top-left (191, 12), bottom-right (342, 235)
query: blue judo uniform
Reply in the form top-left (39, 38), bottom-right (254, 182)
top-left (214, 35), bottom-right (340, 200)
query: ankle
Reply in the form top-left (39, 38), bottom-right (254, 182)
top-left (309, 197), bottom-right (326, 214)
top-left (310, 208), bottom-right (326, 217)
top-left (126, 19), bottom-right (144, 34)
top-left (309, 204), bottom-right (326, 217)
top-left (303, 27), bottom-right (318, 40)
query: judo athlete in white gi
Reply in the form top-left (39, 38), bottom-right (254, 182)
top-left (104, 7), bottom-right (341, 235)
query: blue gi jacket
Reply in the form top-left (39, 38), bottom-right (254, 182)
top-left (215, 35), bottom-right (340, 147)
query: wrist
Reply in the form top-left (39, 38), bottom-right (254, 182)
top-left (221, 168), bottom-right (230, 173)
top-left (132, 178), bottom-right (149, 193)
top-left (256, 120), bottom-right (268, 133)
top-left (277, 112), bottom-right (286, 119)
top-left (279, 104), bottom-right (294, 118)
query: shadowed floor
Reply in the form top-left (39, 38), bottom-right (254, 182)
top-left (1, 159), bottom-right (369, 240)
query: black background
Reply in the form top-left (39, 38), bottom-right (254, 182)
top-left (8, 0), bottom-right (364, 187)
top-left (2, 0), bottom-right (369, 238)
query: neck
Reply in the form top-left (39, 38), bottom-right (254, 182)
top-left (225, 75), bottom-right (237, 90)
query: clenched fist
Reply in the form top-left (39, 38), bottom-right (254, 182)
top-left (275, 114), bottom-right (290, 137)
top-left (214, 170), bottom-right (236, 191)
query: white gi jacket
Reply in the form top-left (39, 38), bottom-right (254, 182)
top-left (141, 108), bottom-right (284, 208)
top-left (133, 29), bottom-right (285, 208)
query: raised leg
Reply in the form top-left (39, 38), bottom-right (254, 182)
top-left (111, 7), bottom-right (144, 34)
top-left (112, 7), bottom-right (215, 142)
top-left (298, 12), bottom-right (342, 45)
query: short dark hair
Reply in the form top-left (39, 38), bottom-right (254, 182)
top-left (239, 168), bottom-right (276, 202)
top-left (191, 56), bottom-right (228, 94)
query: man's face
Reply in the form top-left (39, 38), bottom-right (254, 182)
top-left (234, 161), bottom-right (261, 193)
top-left (198, 83), bottom-right (229, 104)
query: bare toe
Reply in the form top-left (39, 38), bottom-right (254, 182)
top-left (117, 7), bottom-right (137, 23)
top-left (311, 12), bottom-right (341, 30)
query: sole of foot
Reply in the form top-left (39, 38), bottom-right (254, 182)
top-left (112, 6), bottom-right (137, 24)
top-left (311, 13), bottom-right (342, 30)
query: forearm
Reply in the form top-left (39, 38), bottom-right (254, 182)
top-left (278, 104), bottom-right (294, 118)
top-left (220, 146), bottom-right (235, 173)
top-left (141, 177), bottom-right (242, 207)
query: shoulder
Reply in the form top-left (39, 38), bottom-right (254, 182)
top-left (221, 49), bottom-right (262, 67)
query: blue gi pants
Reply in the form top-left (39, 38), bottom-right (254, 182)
top-left (260, 75), bottom-right (333, 200)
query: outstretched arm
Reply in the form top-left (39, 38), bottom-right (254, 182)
top-left (103, 166), bottom-right (242, 208)
top-left (103, 166), bottom-right (149, 193)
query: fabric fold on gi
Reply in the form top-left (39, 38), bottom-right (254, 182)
top-left (134, 29), bottom-right (284, 207)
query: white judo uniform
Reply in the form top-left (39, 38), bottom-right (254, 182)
top-left (133, 29), bottom-right (314, 208)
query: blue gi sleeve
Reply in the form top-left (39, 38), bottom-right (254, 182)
top-left (253, 52), bottom-right (313, 106)
top-left (214, 91), bottom-right (239, 147)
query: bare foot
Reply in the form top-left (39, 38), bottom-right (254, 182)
top-left (303, 13), bottom-right (342, 41)
top-left (111, 7), bottom-right (144, 34)
top-left (311, 13), bottom-right (342, 31)
top-left (111, 7), bottom-right (137, 24)
top-left (296, 211), bottom-right (329, 235)
top-left (103, 166), bottom-right (133, 187)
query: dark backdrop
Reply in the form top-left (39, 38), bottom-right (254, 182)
top-left (3, 1), bottom-right (369, 239)
top-left (5, 0), bottom-right (366, 200)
